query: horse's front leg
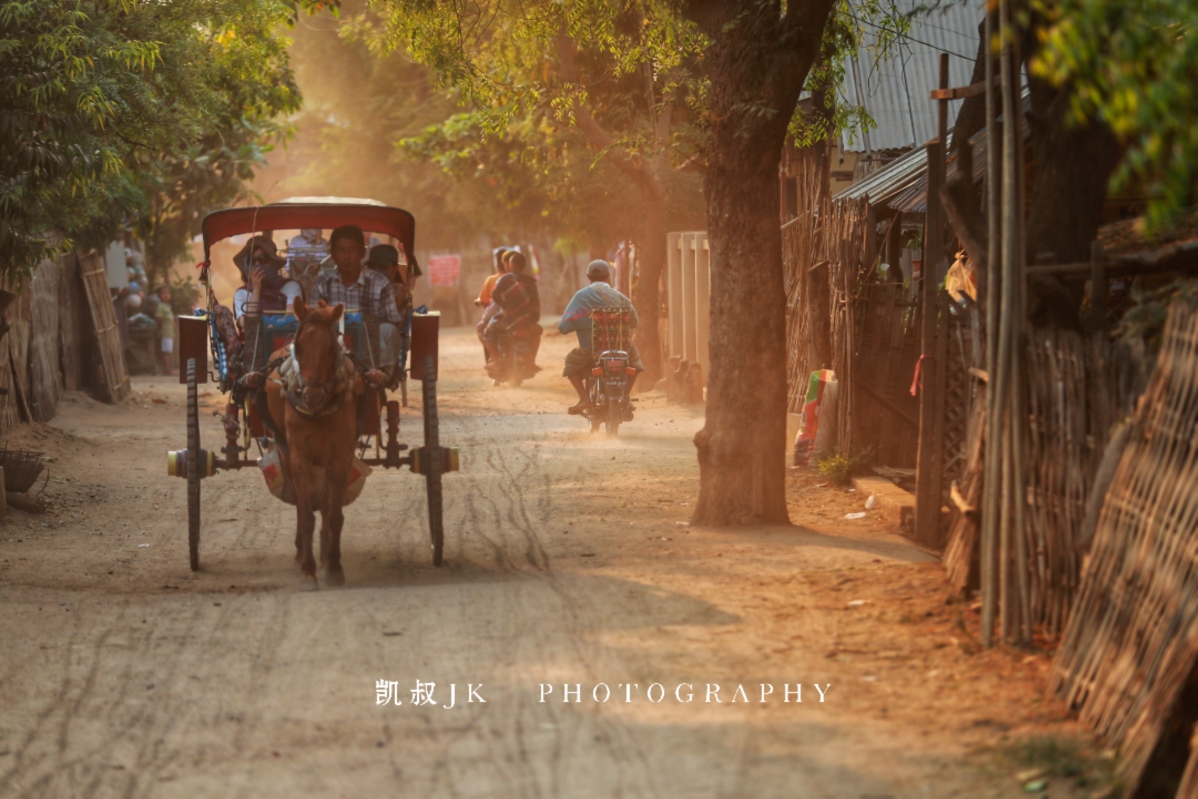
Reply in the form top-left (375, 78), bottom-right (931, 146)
top-left (319, 459), bottom-right (349, 587)
top-left (292, 465), bottom-right (319, 591)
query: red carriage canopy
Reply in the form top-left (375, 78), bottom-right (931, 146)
top-left (201, 198), bottom-right (416, 262)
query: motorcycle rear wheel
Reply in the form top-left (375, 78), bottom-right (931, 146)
top-left (585, 379), bottom-right (602, 433)
top-left (605, 397), bottom-right (621, 437)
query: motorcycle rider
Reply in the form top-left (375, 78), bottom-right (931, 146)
top-left (558, 259), bottom-right (643, 417)
top-left (475, 248), bottom-right (508, 365)
top-left (482, 251), bottom-right (542, 377)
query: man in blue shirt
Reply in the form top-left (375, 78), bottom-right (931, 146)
top-left (558, 260), bottom-right (644, 415)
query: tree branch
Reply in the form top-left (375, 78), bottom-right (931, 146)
top-left (555, 30), bottom-right (667, 202)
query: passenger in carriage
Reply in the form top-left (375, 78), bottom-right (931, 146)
top-left (310, 225), bottom-right (407, 385)
top-left (365, 243), bottom-right (420, 312)
top-left (288, 228), bottom-right (327, 253)
top-left (232, 236), bottom-right (304, 325)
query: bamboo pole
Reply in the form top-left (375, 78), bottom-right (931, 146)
top-left (1000, 404), bottom-right (1013, 641)
top-left (980, 0), bottom-right (1002, 647)
top-left (1008, 29), bottom-right (1032, 645)
top-left (913, 56), bottom-right (952, 548)
top-left (999, 0), bottom-right (1026, 645)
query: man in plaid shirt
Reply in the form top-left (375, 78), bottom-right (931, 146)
top-left (311, 225), bottom-right (407, 378)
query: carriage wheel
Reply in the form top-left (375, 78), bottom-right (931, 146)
top-left (422, 356), bottom-right (444, 567)
top-left (186, 358), bottom-right (202, 571)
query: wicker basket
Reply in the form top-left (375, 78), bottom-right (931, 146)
top-left (1, 448), bottom-right (45, 493)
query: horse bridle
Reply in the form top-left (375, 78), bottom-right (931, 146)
top-left (285, 318), bottom-right (352, 418)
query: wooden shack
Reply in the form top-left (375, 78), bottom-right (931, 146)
top-left (0, 251), bottom-right (131, 435)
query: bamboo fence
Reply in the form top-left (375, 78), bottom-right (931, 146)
top-left (1049, 296), bottom-right (1198, 795)
top-left (783, 162), bottom-right (827, 414)
top-left (782, 171), bottom-right (914, 463)
top-left (943, 327), bottom-right (1114, 631)
top-left (1023, 327), bottom-right (1107, 635)
top-left (824, 196), bottom-right (871, 456)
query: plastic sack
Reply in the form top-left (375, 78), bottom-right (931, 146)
top-left (258, 445), bottom-right (287, 500)
top-left (344, 457), bottom-right (373, 505)
top-left (793, 369), bottom-right (838, 467)
top-left (945, 250), bottom-right (977, 304)
top-left (257, 446), bottom-right (372, 505)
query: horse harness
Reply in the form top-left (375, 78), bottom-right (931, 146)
top-left (278, 339), bottom-right (357, 418)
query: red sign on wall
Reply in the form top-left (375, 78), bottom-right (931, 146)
top-left (427, 254), bottom-right (461, 287)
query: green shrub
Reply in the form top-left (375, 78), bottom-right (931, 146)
top-left (814, 447), bottom-right (873, 486)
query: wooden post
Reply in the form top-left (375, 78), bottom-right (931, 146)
top-left (666, 232), bottom-right (685, 407)
top-left (696, 236), bottom-right (711, 378)
top-left (914, 139), bottom-right (943, 548)
top-left (682, 234), bottom-right (698, 363)
top-left (0, 467), bottom-right (7, 521)
top-left (927, 54), bottom-right (953, 549)
top-left (914, 56), bottom-right (952, 549)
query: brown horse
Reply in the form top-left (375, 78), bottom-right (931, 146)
top-left (265, 298), bottom-right (361, 590)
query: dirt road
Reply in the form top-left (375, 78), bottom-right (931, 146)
top-left (0, 325), bottom-right (1109, 798)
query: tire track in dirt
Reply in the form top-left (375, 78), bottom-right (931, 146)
top-left (432, 400), bottom-right (664, 799)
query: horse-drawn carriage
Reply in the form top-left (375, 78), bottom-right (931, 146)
top-left (167, 199), bottom-right (457, 577)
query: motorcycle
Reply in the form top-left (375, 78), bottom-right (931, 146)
top-left (488, 322), bottom-right (542, 387)
top-left (582, 348), bottom-right (637, 436)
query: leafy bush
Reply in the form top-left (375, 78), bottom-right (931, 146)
top-left (814, 447), bottom-right (873, 486)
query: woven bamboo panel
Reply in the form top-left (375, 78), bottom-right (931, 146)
top-left (29, 258), bottom-right (62, 422)
top-left (824, 196), bottom-right (870, 456)
top-left (79, 253), bottom-right (130, 403)
top-left (1049, 297), bottom-right (1198, 795)
top-left (1023, 327), bottom-right (1102, 635)
top-left (783, 163), bottom-right (826, 414)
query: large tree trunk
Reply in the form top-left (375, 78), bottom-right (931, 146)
top-left (688, 0), bottom-right (835, 526)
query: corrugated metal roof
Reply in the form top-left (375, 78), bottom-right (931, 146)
top-left (833, 137), bottom-right (941, 204)
top-left (839, 0), bottom-right (984, 152)
top-left (833, 88), bottom-right (1030, 211)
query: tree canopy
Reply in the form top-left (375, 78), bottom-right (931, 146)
top-left (338, 0), bottom-right (710, 250)
top-left (1033, 0), bottom-right (1198, 231)
top-left (0, 0), bottom-right (300, 282)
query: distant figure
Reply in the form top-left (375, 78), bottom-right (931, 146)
top-left (154, 285), bottom-right (176, 376)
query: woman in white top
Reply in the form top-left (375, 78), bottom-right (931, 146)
top-left (231, 236), bottom-right (303, 325)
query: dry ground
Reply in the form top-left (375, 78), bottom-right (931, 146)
top-left (0, 325), bottom-right (1115, 798)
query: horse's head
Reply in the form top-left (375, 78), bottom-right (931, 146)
top-left (292, 297), bottom-right (345, 411)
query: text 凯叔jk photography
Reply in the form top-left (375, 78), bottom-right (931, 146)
top-left (375, 680), bottom-right (832, 708)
